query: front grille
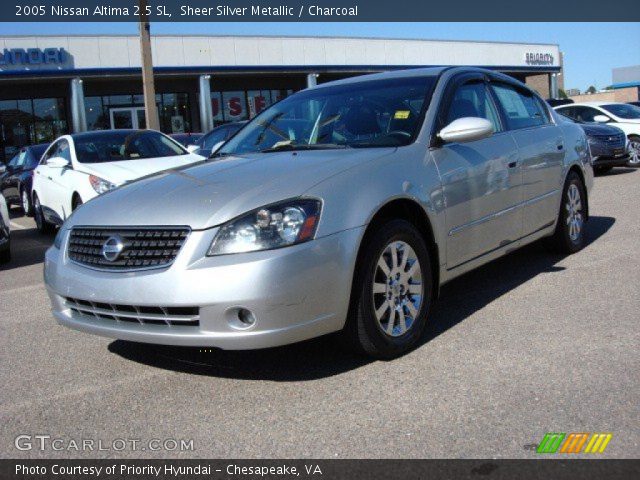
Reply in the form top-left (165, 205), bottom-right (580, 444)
top-left (65, 297), bottom-right (200, 326)
top-left (593, 133), bottom-right (626, 149)
top-left (68, 227), bottom-right (190, 270)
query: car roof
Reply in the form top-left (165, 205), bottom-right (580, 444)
top-left (311, 66), bottom-right (449, 89)
top-left (563, 101), bottom-right (622, 107)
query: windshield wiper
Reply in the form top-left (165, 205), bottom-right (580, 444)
top-left (260, 143), bottom-right (350, 153)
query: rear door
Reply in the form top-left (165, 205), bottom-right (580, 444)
top-left (431, 73), bottom-right (523, 269)
top-left (489, 82), bottom-right (564, 235)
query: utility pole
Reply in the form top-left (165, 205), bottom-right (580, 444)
top-left (138, 0), bottom-right (160, 130)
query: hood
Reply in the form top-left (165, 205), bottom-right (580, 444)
top-left (75, 153), bottom-right (204, 185)
top-left (68, 148), bottom-right (395, 230)
top-left (579, 123), bottom-right (625, 136)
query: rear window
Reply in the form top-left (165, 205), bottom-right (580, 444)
top-left (73, 131), bottom-right (187, 164)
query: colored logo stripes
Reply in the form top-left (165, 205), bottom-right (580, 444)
top-left (537, 433), bottom-right (612, 454)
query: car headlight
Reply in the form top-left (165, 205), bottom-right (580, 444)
top-left (207, 199), bottom-right (322, 256)
top-left (89, 175), bottom-right (116, 194)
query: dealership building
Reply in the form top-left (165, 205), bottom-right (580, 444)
top-left (0, 35), bottom-right (562, 162)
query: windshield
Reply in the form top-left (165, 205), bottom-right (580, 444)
top-left (218, 76), bottom-right (436, 155)
top-left (601, 103), bottom-right (640, 120)
top-left (73, 131), bottom-right (187, 164)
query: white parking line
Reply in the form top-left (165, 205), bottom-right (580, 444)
top-left (10, 221), bottom-right (27, 230)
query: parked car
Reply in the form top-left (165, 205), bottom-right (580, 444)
top-left (0, 193), bottom-right (10, 264)
top-left (169, 132), bottom-right (203, 147)
top-left (44, 67), bottom-right (593, 359)
top-left (556, 112), bottom-right (631, 173)
top-left (189, 122), bottom-right (246, 158)
top-left (0, 143), bottom-right (49, 215)
top-left (31, 130), bottom-right (204, 234)
top-left (555, 102), bottom-right (640, 167)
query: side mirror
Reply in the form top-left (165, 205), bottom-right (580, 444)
top-left (0, 165), bottom-right (6, 174)
top-left (208, 141), bottom-right (225, 157)
top-left (46, 157), bottom-right (70, 168)
top-left (438, 117), bottom-right (494, 144)
top-left (186, 144), bottom-right (200, 153)
top-left (593, 115), bottom-right (610, 123)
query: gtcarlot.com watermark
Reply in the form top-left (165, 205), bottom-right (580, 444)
top-left (15, 435), bottom-right (195, 452)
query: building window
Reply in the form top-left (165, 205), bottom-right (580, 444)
top-left (0, 97), bottom-right (68, 163)
top-left (209, 89), bottom-right (295, 128)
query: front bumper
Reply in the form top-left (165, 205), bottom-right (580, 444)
top-left (45, 226), bottom-right (364, 349)
top-left (593, 153), bottom-right (631, 167)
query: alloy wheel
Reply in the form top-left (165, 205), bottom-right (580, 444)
top-left (372, 240), bottom-right (424, 337)
top-left (22, 190), bottom-right (29, 213)
top-left (628, 139), bottom-right (640, 165)
top-left (566, 183), bottom-right (584, 242)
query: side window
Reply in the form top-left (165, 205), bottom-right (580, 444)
top-left (40, 143), bottom-right (58, 165)
top-left (573, 107), bottom-right (605, 123)
top-left (57, 140), bottom-right (72, 162)
top-left (558, 107), bottom-right (576, 120)
top-left (446, 82), bottom-right (502, 133)
top-left (490, 84), bottom-right (547, 130)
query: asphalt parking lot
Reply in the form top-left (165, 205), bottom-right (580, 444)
top-left (1, 168), bottom-right (639, 459)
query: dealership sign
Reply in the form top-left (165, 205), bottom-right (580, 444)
top-left (0, 47), bottom-right (67, 66)
top-left (525, 52), bottom-right (555, 66)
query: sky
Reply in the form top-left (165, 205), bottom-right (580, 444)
top-left (1, 22), bottom-right (638, 92)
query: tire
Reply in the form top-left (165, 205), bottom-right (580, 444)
top-left (594, 166), bottom-right (613, 175)
top-left (21, 187), bottom-right (32, 216)
top-left (627, 135), bottom-right (640, 167)
top-left (0, 241), bottom-right (9, 264)
top-left (33, 193), bottom-right (54, 234)
top-left (548, 171), bottom-right (587, 254)
top-left (343, 219), bottom-right (434, 359)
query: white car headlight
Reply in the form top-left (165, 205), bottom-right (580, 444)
top-left (207, 199), bottom-right (322, 256)
top-left (89, 175), bottom-right (116, 194)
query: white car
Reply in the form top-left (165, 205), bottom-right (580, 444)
top-left (554, 102), bottom-right (640, 166)
top-left (31, 130), bottom-right (204, 233)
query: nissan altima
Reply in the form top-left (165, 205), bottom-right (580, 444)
top-left (44, 67), bottom-right (593, 358)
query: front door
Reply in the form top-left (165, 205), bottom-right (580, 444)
top-left (109, 107), bottom-right (146, 129)
top-left (432, 77), bottom-right (523, 269)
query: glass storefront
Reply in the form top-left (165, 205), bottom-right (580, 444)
top-left (211, 89), bottom-right (294, 126)
top-left (85, 93), bottom-right (193, 133)
top-left (0, 97), bottom-right (68, 163)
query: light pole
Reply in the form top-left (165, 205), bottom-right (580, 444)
top-left (138, 0), bottom-right (160, 130)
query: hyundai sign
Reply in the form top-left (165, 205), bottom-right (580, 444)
top-left (0, 48), bottom-right (67, 66)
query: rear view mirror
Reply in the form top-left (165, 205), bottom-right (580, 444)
top-left (438, 117), bottom-right (494, 144)
top-left (593, 115), bottom-right (610, 123)
top-left (46, 157), bottom-right (70, 168)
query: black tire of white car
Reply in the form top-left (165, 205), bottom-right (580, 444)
top-left (345, 219), bottom-right (433, 359)
top-left (33, 194), bottom-right (54, 234)
top-left (549, 171), bottom-right (587, 254)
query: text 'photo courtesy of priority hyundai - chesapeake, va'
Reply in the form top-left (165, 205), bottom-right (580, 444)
top-left (0, 1), bottom-right (639, 479)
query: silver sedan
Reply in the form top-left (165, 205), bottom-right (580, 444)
top-left (44, 67), bottom-right (593, 358)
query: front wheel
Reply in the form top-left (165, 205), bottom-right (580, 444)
top-left (627, 135), bottom-right (640, 167)
top-left (547, 171), bottom-right (587, 254)
top-left (33, 193), bottom-right (54, 234)
top-left (343, 219), bottom-right (433, 359)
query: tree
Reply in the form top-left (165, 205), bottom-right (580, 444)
top-left (586, 86), bottom-right (597, 94)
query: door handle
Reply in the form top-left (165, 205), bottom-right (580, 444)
top-left (557, 144), bottom-right (564, 151)
top-left (508, 161), bottom-right (518, 168)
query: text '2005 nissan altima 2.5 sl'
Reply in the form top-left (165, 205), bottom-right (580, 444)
top-left (44, 67), bottom-right (593, 359)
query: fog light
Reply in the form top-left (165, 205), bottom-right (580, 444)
top-left (237, 308), bottom-right (256, 326)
